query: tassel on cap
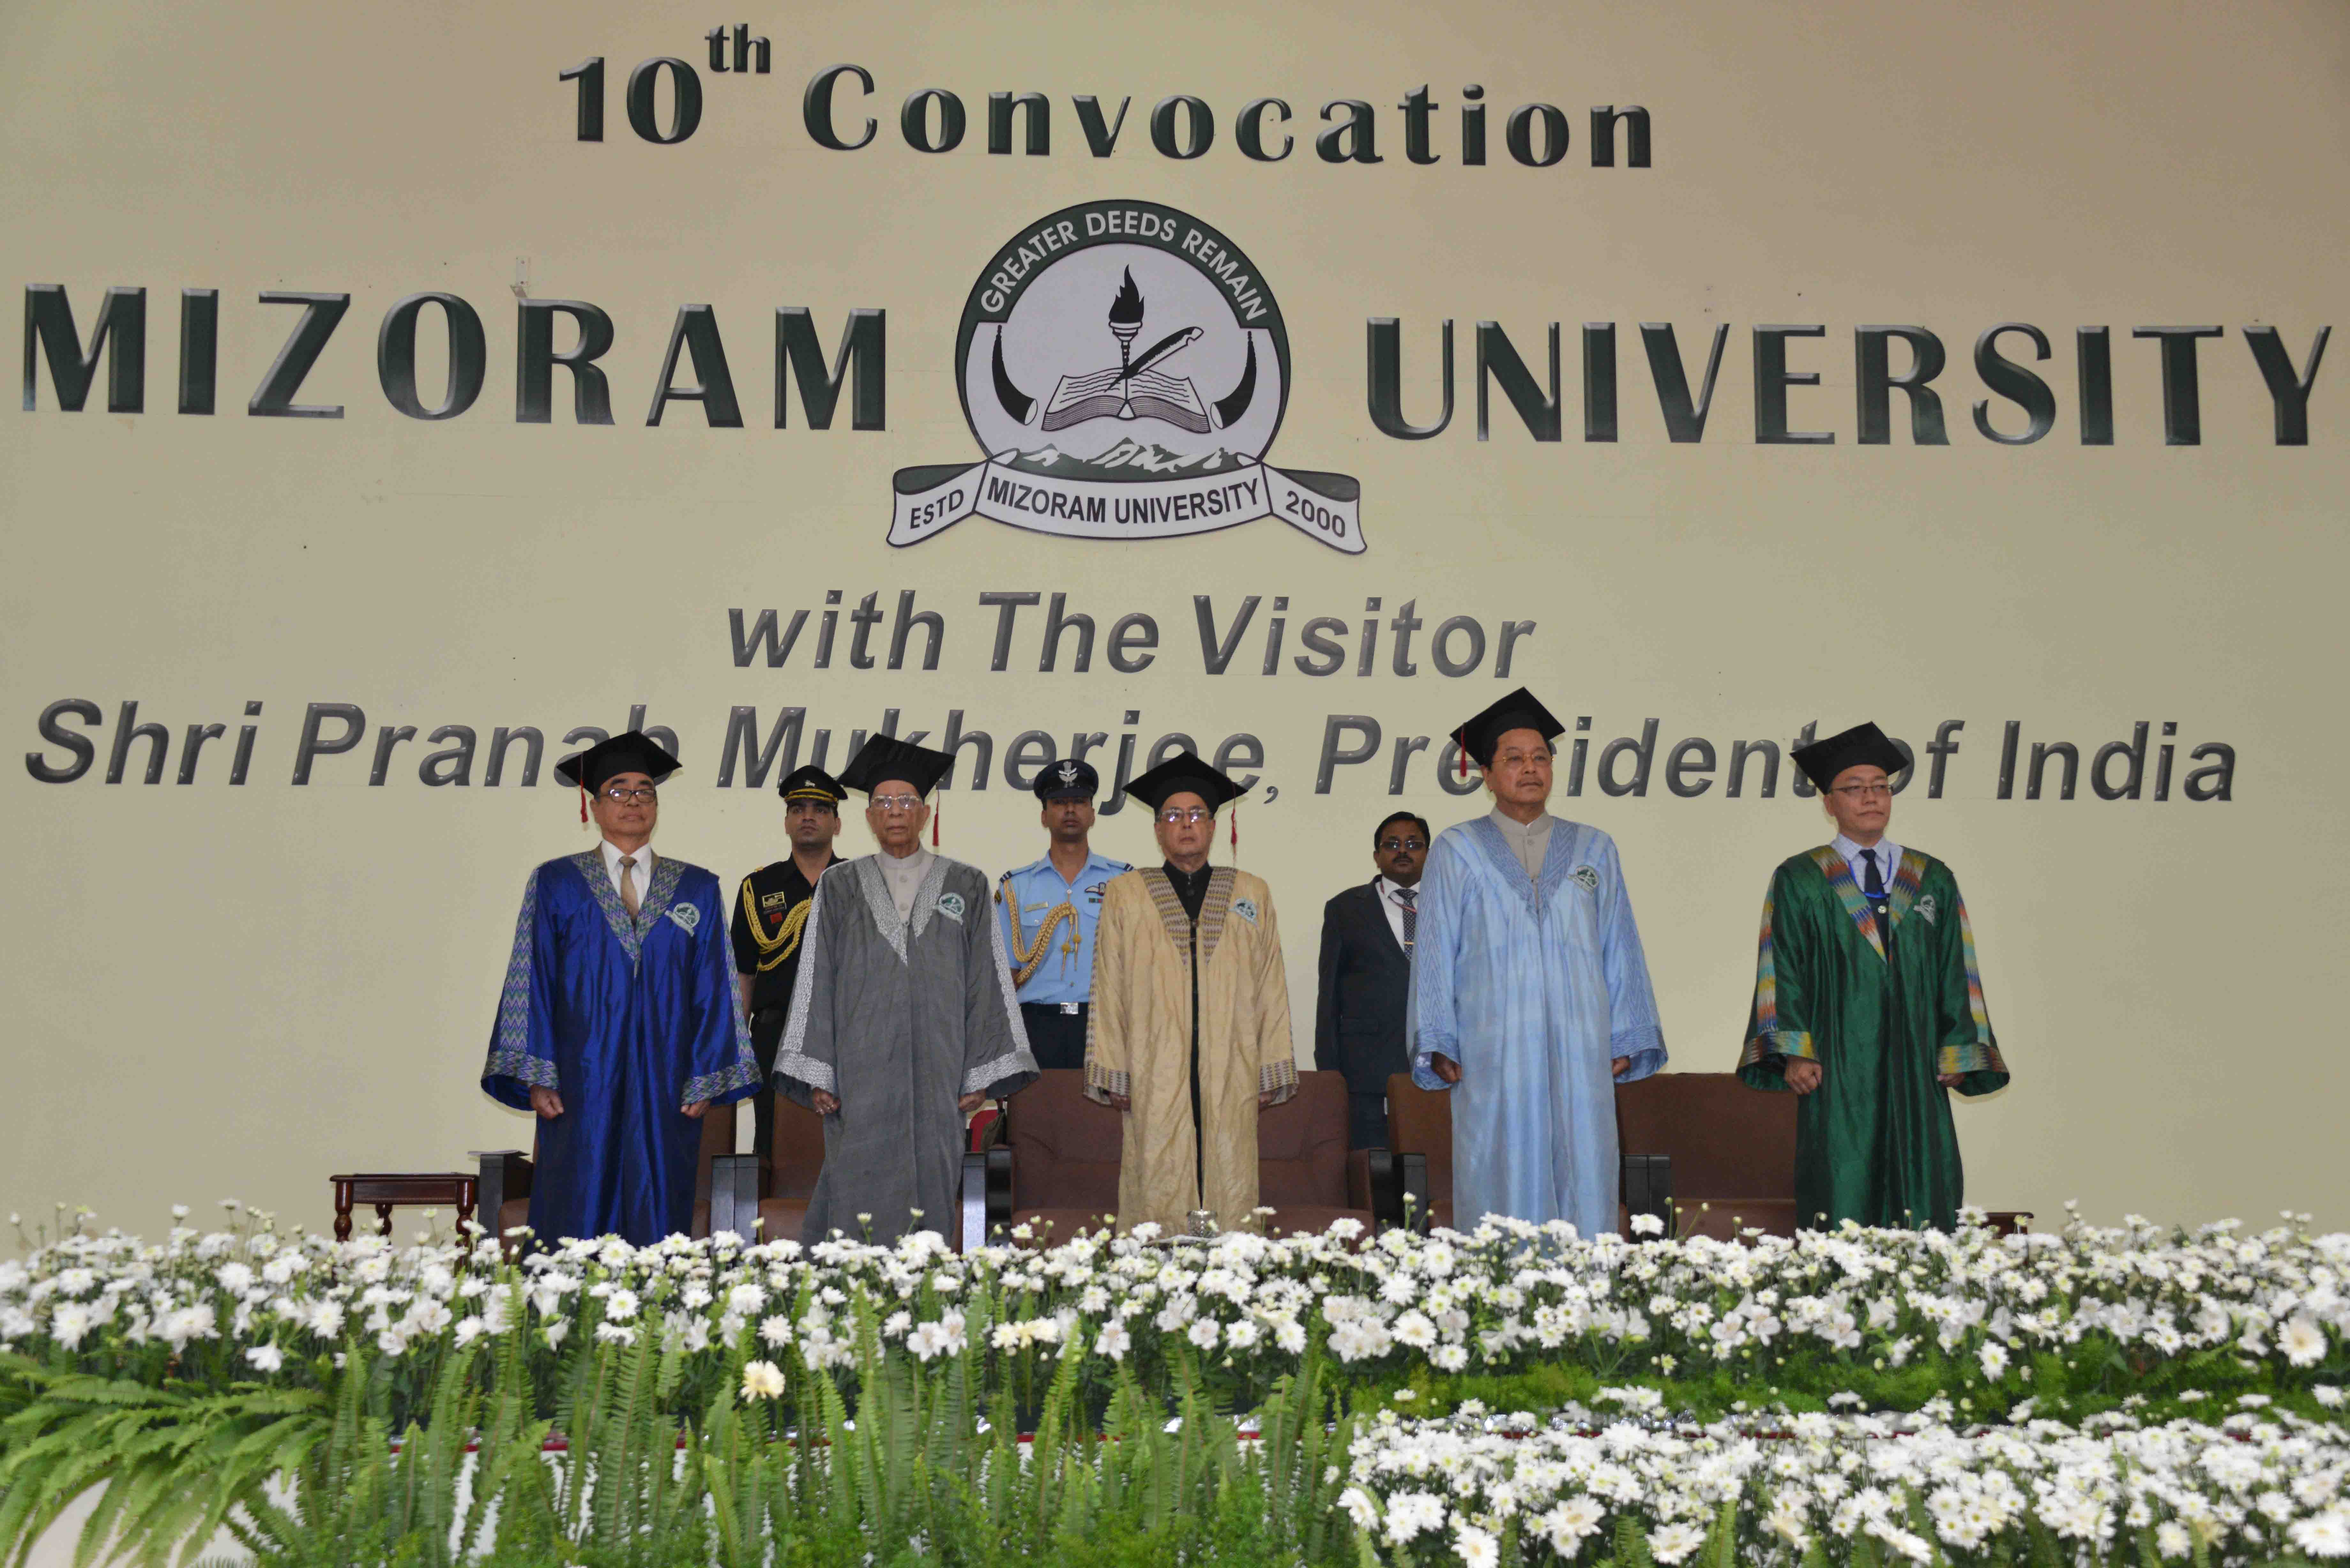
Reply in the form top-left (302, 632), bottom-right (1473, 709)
top-left (932, 798), bottom-right (940, 848)
top-left (579, 781), bottom-right (589, 823)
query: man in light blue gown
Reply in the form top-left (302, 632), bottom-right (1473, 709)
top-left (1408, 690), bottom-right (1667, 1235)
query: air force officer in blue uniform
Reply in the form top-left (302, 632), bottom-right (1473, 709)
top-left (995, 758), bottom-right (1130, 1070)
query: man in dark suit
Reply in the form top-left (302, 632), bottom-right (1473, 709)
top-left (1313, 811), bottom-right (1430, 1150)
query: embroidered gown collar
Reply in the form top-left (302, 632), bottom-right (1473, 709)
top-left (851, 852), bottom-right (953, 963)
top-left (1139, 865), bottom-right (1236, 964)
top-left (1461, 813), bottom-right (1584, 921)
top-left (569, 849), bottom-right (683, 967)
top-left (1806, 844), bottom-right (1927, 962)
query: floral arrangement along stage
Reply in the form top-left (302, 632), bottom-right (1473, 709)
top-left (0, 1204), bottom-right (2344, 1566)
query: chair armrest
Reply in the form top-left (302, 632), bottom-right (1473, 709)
top-left (709, 1153), bottom-right (762, 1242)
top-left (1620, 1152), bottom-right (1672, 1238)
top-left (472, 1150), bottom-right (534, 1234)
top-left (1985, 1210), bottom-right (2032, 1236)
top-left (1360, 1150), bottom-right (1399, 1231)
top-left (958, 1147), bottom-right (1016, 1253)
top-left (1397, 1151), bottom-right (1431, 1234)
top-left (1347, 1148), bottom-right (1376, 1212)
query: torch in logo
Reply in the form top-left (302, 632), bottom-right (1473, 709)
top-left (1109, 269), bottom-right (1144, 419)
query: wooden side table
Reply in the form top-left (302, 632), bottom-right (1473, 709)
top-left (329, 1172), bottom-right (478, 1242)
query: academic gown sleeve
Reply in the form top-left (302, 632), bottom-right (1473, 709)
top-left (1594, 835), bottom-right (1667, 1081)
top-left (1406, 835), bottom-right (1467, 1091)
top-left (1930, 868), bottom-right (2010, 1096)
top-left (1737, 860), bottom-right (1818, 1089)
top-left (773, 874), bottom-right (840, 1107)
top-left (964, 871), bottom-right (1040, 1098)
top-left (1250, 883), bottom-right (1297, 1103)
top-left (1082, 877), bottom-right (1134, 1105)
top-left (482, 865), bottom-right (562, 1109)
top-left (679, 872), bottom-right (763, 1108)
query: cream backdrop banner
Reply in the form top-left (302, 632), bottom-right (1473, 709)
top-left (3, 0), bottom-right (2343, 1233)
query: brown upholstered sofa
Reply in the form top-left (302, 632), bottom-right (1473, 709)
top-left (707, 1095), bottom-right (827, 1246)
top-left (968, 1068), bottom-right (1376, 1245)
top-left (477, 1103), bottom-right (737, 1249)
top-left (1376, 1070), bottom-right (2028, 1239)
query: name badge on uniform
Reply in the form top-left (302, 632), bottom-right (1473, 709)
top-left (1232, 897), bottom-right (1259, 924)
top-left (936, 891), bottom-right (967, 923)
top-left (665, 903), bottom-right (701, 934)
top-left (759, 890), bottom-right (793, 909)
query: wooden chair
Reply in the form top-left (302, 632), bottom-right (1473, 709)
top-left (708, 1094), bottom-right (829, 1247)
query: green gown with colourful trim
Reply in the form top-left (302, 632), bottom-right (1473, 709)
top-left (1736, 846), bottom-right (2008, 1231)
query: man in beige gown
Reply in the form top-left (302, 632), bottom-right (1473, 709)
top-left (1085, 752), bottom-right (1295, 1234)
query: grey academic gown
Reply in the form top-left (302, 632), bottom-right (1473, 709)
top-left (775, 853), bottom-right (1037, 1245)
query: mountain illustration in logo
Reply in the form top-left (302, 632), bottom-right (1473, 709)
top-left (1002, 439), bottom-right (1250, 480)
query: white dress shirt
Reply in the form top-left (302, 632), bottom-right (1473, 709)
top-left (1376, 875), bottom-right (1417, 952)
top-left (1831, 833), bottom-right (1903, 898)
top-left (599, 839), bottom-right (655, 910)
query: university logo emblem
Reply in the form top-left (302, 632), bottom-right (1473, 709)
top-left (890, 200), bottom-right (1363, 553)
top-left (936, 892), bottom-right (967, 923)
top-left (1571, 866), bottom-right (1601, 893)
top-left (1231, 897), bottom-right (1260, 924)
top-left (665, 903), bottom-right (701, 934)
top-left (1915, 893), bottom-right (1938, 925)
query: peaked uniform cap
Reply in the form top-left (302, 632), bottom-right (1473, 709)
top-left (838, 735), bottom-right (954, 798)
top-left (776, 765), bottom-right (846, 805)
top-left (553, 730), bottom-right (683, 792)
top-left (1452, 688), bottom-right (1566, 769)
top-left (1033, 756), bottom-right (1101, 802)
top-left (1792, 722), bottom-right (1908, 791)
top-left (1121, 750), bottom-right (1246, 813)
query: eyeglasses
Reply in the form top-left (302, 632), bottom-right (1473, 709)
top-left (599, 786), bottom-right (657, 804)
top-left (1378, 838), bottom-right (1428, 853)
top-left (870, 794), bottom-right (925, 813)
top-left (1492, 750), bottom-right (1551, 768)
top-left (1157, 808), bottom-right (1212, 825)
top-left (1832, 783), bottom-right (1892, 800)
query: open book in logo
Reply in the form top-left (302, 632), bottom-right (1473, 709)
top-left (889, 200), bottom-right (1362, 552)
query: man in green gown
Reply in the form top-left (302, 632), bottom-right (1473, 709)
top-left (1736, 722), bottom-right (2009, 1231)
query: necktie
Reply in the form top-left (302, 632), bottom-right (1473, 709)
top-left (1397, 885), bottom-right (1417, 954)
top-left (619, 855), bottom-right (641, 920)
top-left (1860, 848), bottom-right (1888, 945)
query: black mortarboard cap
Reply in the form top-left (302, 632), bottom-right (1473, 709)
top-left (838, 735), bottom-right (954, 798)
top-left (1452, 688), bottom-right (1566, 770)
top-left (553, 730), bottom-right (683, 793)
top-left (1792, 722), bottom-right (1907, 791)
top-left (1121, 750), bottom-right (1246, 813)
top-left (776, 765), bottom-right (846, 806)
top-left (1033, 756), bottom-right (1101, 802)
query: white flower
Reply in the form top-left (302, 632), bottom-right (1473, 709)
top-left (759, 1314), bottom-right (793, 1346)
top-left (2278, 1314), bottom-right (2327, 1367)
top-left (452, 1315), bottom-right (486, 1348)
top-left (2315, 1385), bottom-right (2345, 1409)
top-left (245, 1344), bottom-right (284, 1373)
top-left (740, 1360), bottom-right (785, 1400)
top-left (2288, 1510), bottom-right (2350, 1559)
top-left (542, 1319), bottom-right (570, 1350)
top-left (48, 1302), bottom-right (94, 1350)
top-left (1629, 1212), bottom-right (1664, 1236)
top-left (1338, 1486), bottom-right (1378, 1531)
top-left (1649, 1522), bottom-right (1708, 1564)
top-left (1453, 1524), bottom-right (1499, 1568)
top-left (2155, 1521), bottom-right (2192, 1559)
top-left (603, 1289), bottom-right (640, 1322)
top-left (1186, 1317), bottom-right (1221, 1349)
top-left (1095, 1319), bottom-right (1131, 1361)
top-left (1977, 1341), bottom-right (2010, 1380)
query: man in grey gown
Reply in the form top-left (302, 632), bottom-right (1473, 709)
top-left (774, 735), bottom-right (1037, 1245)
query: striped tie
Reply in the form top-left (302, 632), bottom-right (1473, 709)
top-left (1397, 885), bottom-right (1417, 954)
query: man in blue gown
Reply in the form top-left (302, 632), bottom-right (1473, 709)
top-left (481, 731), bottom-right (762, 1244)
top-left (1408, 690), bottom-right (1667, 1235)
